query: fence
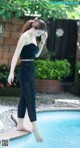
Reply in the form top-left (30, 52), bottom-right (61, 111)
top-left (47, 19), bottom-right (78, 82)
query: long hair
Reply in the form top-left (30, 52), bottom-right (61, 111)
top-left (20, 19), bottom-right (47, 44)
top-left (20, 20), bottom-right (35, 34)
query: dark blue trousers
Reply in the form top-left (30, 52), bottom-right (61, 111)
top-left (17, 61), bottom-right (36, 122)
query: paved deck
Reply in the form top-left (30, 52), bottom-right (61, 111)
top-left (0, 111), bottom-right (32, 140)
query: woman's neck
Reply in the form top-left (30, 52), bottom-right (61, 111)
top-left (27, 28), bottom-right (36, 37)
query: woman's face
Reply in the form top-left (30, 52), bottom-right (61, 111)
top-left (32, 21), bottom-right (44, 37)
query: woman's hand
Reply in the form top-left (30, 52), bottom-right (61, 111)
top-left (8, 72), bottom-right (14, 85)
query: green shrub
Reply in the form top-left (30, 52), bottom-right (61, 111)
top-left (35, 59), bottom-right (71, 80)
top-left (0, 59), bottom-right (71, 87)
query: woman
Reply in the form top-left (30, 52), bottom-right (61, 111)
top-left (8, 18), bottom-right (48, 142)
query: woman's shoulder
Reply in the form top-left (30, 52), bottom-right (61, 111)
top-left (19, 32), bottom-right (30, 43)
top-left (20, 31), bottom-right (28, 38)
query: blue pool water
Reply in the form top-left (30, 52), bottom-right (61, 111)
top-left (5, 111), bottom-right (80, 148)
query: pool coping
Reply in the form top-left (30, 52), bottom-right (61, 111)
top-left (0, 107), bottom-right (80, 142)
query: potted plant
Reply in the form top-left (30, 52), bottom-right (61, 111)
top-left (0, 64), bottom-right (20, 96)
top-left (35, 59), bottom-right (71, 93)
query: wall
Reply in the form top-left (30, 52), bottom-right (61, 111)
top-left (0, 17), bottom-right (25, 65)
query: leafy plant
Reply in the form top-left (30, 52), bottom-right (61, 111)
top-left (0, 64), bottom-right (19, 87)
top-left (0, 59), bottom-right (71, 87)
top-left (0, 0), bottom-right (29, 20)
top-left (35, 59), bottom-right (71, 80)
top-left (0, 0), bottom-right (80, 20)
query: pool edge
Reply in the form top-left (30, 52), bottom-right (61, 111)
top-left (0, 107), bottom-right (80, 141)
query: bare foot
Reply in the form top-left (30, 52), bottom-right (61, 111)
top-left (16, 126), bottom-right (32, 132)
top-left (36, 137), bottom-right (43, 142)
top-left (33, 130), bottom-right (43, 142)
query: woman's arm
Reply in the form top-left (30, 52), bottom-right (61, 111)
top-left (35, 42), bottom-right (45, 58)
top-left (35, 32), bottom-right (48, 58)
top-left (8, 35), bottom-right (26, 84)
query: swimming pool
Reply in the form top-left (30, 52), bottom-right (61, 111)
top-left (4, 111), bottom-right (80, 148)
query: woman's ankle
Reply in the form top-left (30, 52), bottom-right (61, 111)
top-left (31, 121), bottom-right (43, 142)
